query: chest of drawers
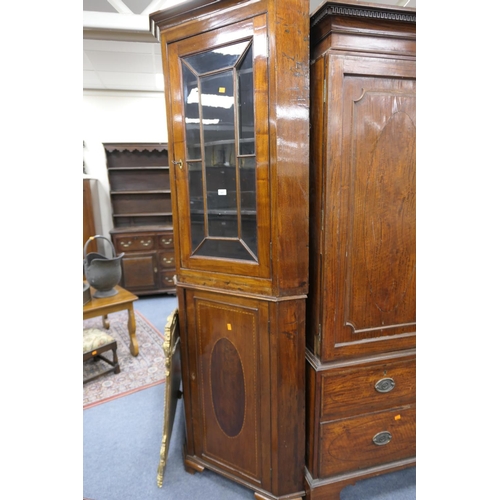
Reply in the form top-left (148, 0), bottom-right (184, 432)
top-left (111, 228), bottom-right (175, 295)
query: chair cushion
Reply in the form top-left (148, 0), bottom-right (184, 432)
top-left (83, 328), bottom-right (116, 354)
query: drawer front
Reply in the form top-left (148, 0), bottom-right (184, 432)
top-left (158, 233), bottom-right (174, 249)
top-left (319, 406), bottom-right (415, 477)
top-left (321, 357), bottom-right (415, 419)
top-left (114, 234), bottom-right (156, 252)
top-left (159, 250), bottom-right (175, 269)
top-left (160, 270), bottom-right (176, 289)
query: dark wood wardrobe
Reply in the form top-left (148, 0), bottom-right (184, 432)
top-left (305, 2), bottom-right (416, 499)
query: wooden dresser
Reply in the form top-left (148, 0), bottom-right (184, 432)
top-left (104, 143), bottom-right (175, 296)
top-left (150, 1), bottom-right (310, 499)
top-left (305, 2), bottom-right (416, 499)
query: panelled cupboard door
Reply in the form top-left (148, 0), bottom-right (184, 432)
top-left (185, 290), bottom-right (272, 490)
top-left (167, 16), bottom-right (271, 279)
top-left (321, 54), bottom-right (416, 362)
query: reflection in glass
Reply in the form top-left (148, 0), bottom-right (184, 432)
top-left (183, 65), bottom-right (201, 160)
top-left (182, 41), bottom-right (258, 262)
top-left (238, 45), bottom-right (254, 155)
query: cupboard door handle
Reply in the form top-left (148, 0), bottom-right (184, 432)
top-left (375, 377), bottom-right (395, 393)
top-left (372, 431), bottom-right (392, 446)
top-left (172, 159), bottom-right (183, 169)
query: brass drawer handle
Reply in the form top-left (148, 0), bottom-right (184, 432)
top-left (375, 377), bottom-right (395, 393)
top-left (163, 257), bottom-right (174, 264)
top-left (120, 241), bottom-right (132, 248)
top-left (161, 238), bottom-right (172, 245)
top-left (372, 431), bottom-right (392, 446)
top-left (140, 239), bottom-right (152, 246)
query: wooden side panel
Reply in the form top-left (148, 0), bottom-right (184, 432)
top-left (83, 179), bottom-right (98, 254)
top-left (307, 56), bottom-right (325, 354)
top-left (269, 299), bottom-right (306, 496)
top-left (305, 361), bottom-right (320, 478)
top-left (322, 55), bottom-right (416, 361)
top-left (268, 0), bottom-right (310, 296)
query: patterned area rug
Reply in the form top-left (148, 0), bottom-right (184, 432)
top-left (83, 310), bottom-right (165, 409)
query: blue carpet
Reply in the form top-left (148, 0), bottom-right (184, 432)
top-left (83, 295), bottom-right (416, 499)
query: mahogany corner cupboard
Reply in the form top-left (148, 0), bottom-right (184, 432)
top-left (150, 1), bottom-right (310, 499)
top-left (305, 2), bottom-right (416, 499)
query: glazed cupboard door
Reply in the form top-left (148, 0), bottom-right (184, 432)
top-left (184, 289), bottom-right (272, 491)
top-left (167, 16), bottom-right (270, 279)
top-left (321, 54), bottom-right (416, 362)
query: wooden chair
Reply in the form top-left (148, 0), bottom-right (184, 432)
top-left (83, 328), bottom-right (120, 384)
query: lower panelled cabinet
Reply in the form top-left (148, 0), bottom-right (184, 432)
top-left (305, 351), bottom-right (416, 500)
top-left (111, 228), bottom-right (176, 296)
top-left (179, 287), bottom-right (306, 499)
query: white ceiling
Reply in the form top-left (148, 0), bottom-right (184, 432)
top-left (83, 0), bottom-right (416, 92)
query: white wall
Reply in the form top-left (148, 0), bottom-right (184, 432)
top-left (83, 90), bottom-right (168, 252)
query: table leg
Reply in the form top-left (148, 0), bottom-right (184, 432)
top-left (102, 314), bottom-right (110, 329)
top-left (127, 306), bottom-right (139, 356)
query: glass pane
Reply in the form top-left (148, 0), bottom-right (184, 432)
top-left (188, 161), bottom-right (205, 250)
top-left (206, 161), bottom-right (238, 238)
top-left (183, 41), bottom-right (249, 75)
top-left (182, 64), bottom-right (201, 160)
top-left (200, 71), bottom-right (238, 238)
top-left (238, 45), bottom-right (254, 155)
top-left (200, 72), bottom-right (235, 145)
top-left (239, 157), bottom-right (257, 257)
top-left (196, 239), bottom-right (253, 260)
top-left (180, 39), bottom-right (258, 263)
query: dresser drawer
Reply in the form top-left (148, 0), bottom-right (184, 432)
top-left (160, 270), bottom-right (176, 288)
top-left (158, 233), bottom-right (174, 249)
top-left (114, 233), bottom-right (156, 252)
top-left (319, 405), bottom-right (415, 477)
top-left (321, 357), bottom-right (415, 419)
top-left (159, 250), bottom-right (175, 269)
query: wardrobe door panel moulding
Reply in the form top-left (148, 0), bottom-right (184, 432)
top-left (151, 1), bottom-right (309, 499)
top-left (306, 2), bottom-right (416, 500)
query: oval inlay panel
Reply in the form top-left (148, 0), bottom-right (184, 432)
top-left (210, 338), bottom-right (245, 437)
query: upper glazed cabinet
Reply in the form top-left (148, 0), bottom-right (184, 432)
top-left (152, 0), bottom-right (309, 297)
top-left (168, 24), bottom-right (271, 279)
